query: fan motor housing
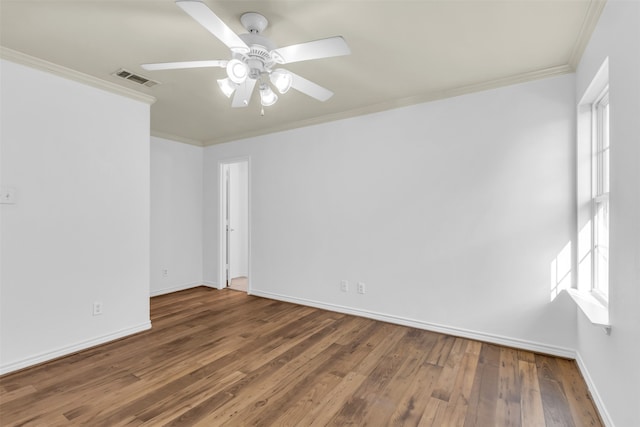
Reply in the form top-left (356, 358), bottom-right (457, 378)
top-left (238, 33), bottom-right (276, 77)
top-left (239, 33), bottom-right (276, 52)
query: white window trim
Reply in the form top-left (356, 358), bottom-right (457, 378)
top-left (590, 86), bottom-right (609, 305)
top-left (571, 58), bottom-right (610, 333)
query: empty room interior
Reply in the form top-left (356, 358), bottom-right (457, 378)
top-left (0, 0), bottom-right (638, 425)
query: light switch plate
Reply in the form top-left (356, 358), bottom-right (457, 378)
top-left (0, 188), bottom-right (16, 204)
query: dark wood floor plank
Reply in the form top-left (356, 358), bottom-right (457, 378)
top-left (160, 313), bottom-right (349, 425)
top-left (424, 334), bottom-right (456, 367)
top-left (116, 309), bottom-right (335, 425)
top-left (0, 287), bottom-right (604, 427)
top-left (463, 343), bottom-right (501, 427)
top-left (336, 328), bottom-right (438, 426)
top-left (418, 397), bottom-right (448, 426)
top-left (360, 329), bottom-right (442, 426)
top-left (436, 341), bottom-right (483, 427)
top-left (496, 347), bottom-right (522, 426)
top-left (519, 359), bottom-right (546, 426)
top-left (535, 354), bottom-right (577, 427)
top-left (431, 338), bottom-right (469, 402)
top-left (237, 320), bottom-right (382, 426)
top-left (554, 358), bottom-right (604, 427)
top-left (304, 323), bottom-right (409, 426)
top-left (209, 319), bottom-right (363, 426)
top-left (388, 362), bottom-right (443, 426)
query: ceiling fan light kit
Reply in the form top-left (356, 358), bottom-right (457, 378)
top-left (141, 0), bottom-right (351, 113)
top-left (259, 85), bottom-right (278, 107)
top-left (226, 58), bottom-right (249, 84)
top-left (217, 77), bottom-right (238, 98)
top-left (270, 69), bottom-right (293, 94)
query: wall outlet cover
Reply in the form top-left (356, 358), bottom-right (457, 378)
top-left (93, 302), bottom-right (103, 316)
top-left (340, 280), bottom-right (349, 292)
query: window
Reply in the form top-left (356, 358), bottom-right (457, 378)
top-left (592, 87), bottom-right (609, 302)
top-left (573, 58), bottom-right (610, 328)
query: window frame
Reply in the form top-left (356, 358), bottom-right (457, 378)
top-left (590, 86), bottom-right (610, 304)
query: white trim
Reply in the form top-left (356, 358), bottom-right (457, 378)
top-left (151, 131), bottom-right (204, 147)
top-left (219, 163), bottom-right (227, 290)
top-left (578, 57), bottom-right (609, 105)
top-left (150, 281), bottom-right (203, 297)
top-left (568, 0), bottom-right (608, 69)
top-left (202, 65), bottom-right (574, 146)
top-left (565, 289), bottom-right (610, 330)
top-left (218, 158), bottom-right (252, 293)
top-left (249, 290), bottom-right (576, 359)
top-left (0, 322), bottom-right (152, 376)
top-left (575, 352), bottom-right (615, 427)
top-left (202, 281), bottom-right (219, 289)
top-left (576, 58), bottom-right (611, 307)
top-left (0, 47), bottom-right (156, 105)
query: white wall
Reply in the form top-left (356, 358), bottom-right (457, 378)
top-left (0, 59), bottom-right (151, 374)
top-left (150, 136), bottom-right (203, 296)
top-left (574, 1), bottom-right (640, 425)
top-left (204, 73), bottom-right (578, 356)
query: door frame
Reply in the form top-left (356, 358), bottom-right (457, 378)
top-left (218, 157), bottom-right (251, 292)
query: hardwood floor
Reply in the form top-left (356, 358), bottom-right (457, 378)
top-left (0, 287), bottom-right (603, 426)
top-left (228, 276), bottom-right (248, 293)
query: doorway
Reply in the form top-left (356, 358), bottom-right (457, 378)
top-left (220, 160), bottom-right (250, 292)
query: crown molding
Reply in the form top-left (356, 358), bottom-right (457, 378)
top-left (151, 131), bottom-right (204, 147)
top-left (202, 64), bottom-right (574, 146)
top-left (431, 64), bottom-right (574, 100)
top-left (568, 0), bottom-right (607, 70)
top-left (0, 47), bottom-right (156, 105)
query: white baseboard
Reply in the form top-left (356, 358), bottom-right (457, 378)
top-left (202, 281), bottom-right (220, 289)
top-left (0, 321), bottom-right (151, 376)
top-left (250, 290), bottom-right (576, 359)
top-left (575, 352), bottom-right (614, 427)
top-left (150, 281), bottom-right (203, 297)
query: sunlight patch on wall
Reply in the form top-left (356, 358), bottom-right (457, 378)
top-left (577, 220), bottom-right (592, 292)
top-left (550, 241), bottom-right (572, 301)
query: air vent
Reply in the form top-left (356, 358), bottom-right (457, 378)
top-left (112, 68), bottom-right (159, 88)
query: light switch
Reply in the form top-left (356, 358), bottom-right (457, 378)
top-left (0, 188), bottom-right (16, 204)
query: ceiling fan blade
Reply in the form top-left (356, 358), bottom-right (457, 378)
top-left (232, 79), bottom-right (257, 108)
top-left (141, 60), bottom-right (228, 71)
top-left (272, 36), bottom-right (350, 64)
top-left (176, 0), bottom-right (249, 53)
top-left (289, 72), bottom-right (334, 102)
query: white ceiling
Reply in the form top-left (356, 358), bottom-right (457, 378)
top-left (0, 0), bottom-right (604, 146)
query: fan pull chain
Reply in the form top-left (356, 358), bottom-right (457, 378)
top-left (261, 106), bottom-right (265, 116)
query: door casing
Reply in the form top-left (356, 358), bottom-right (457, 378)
top-left (218, 158), bottom-right (251, 291)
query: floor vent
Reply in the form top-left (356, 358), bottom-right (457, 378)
top-left (112, 68), bottom-right (159, 87)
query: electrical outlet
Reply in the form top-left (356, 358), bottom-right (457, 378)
top-left (162, 268), bottom-right (168, 277)
top-left (340, 280), bottom-right (349, 292)
top-left (357, 282), bottom-right (366, 294)
top-left (93, 302), bottom-right (103, 316)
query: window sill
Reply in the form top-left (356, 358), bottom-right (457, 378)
top-left (565, 289), bottom-right (611, 334)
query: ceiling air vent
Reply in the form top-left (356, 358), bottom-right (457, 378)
top-left (112, 68), bottom-right (159, 88)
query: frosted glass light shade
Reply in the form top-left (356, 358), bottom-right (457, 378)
top-left (217, 78), bottom-right (237, 98)
top-left (226, 59), bottom-right (248, 84)
top-left (270, 69), bottom-right (293, 94)
top-left (260, 86), bottom-right (278, 106)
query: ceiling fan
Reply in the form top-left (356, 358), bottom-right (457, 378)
top-left (142, 0), bottom-right (351, 111)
